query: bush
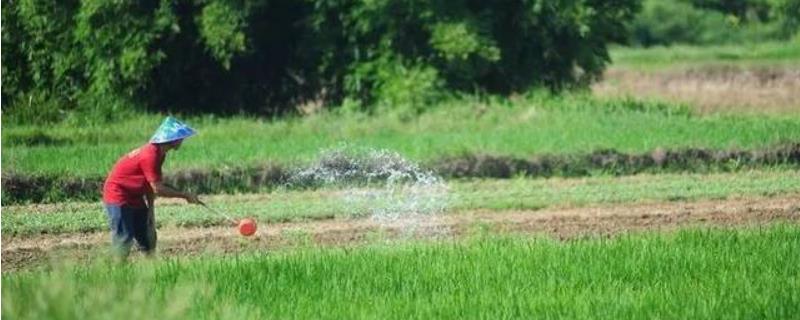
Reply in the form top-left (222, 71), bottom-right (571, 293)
top-left (374, 61), bottom-right (445, 115)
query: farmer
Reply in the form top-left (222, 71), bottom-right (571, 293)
top-left (102, 116), bottom-right (202, 258)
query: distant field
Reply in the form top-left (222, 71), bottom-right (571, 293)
top-left (4, 95), bottom-right (800, 178)
top-left (598, 42), bottom-right (800, 115)
top-left (4, 224), bottom-right (799, 319)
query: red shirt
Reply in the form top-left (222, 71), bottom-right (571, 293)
top-left (103, 143), bottom-right (164, 207)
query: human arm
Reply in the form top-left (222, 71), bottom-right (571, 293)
top-left (141, 146), bottom-right (201, 204)
top-left (149, 181), bottom-right (201, 204)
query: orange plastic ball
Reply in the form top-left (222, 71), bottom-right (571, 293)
top-left (238, 218), bottom-right (257, 236)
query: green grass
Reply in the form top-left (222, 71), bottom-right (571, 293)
top-left (3, 169), bottom-right (798, 236)
top-left (609, 40), bottom-right (800, 70)
top-left (4, 224), bottom-right (799, 319)
top-left (4, 94), bottom-right (800, 177)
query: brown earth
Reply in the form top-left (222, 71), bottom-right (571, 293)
top-left (593, 66), bottom-right (800, 114)
top-left (3, 195), bottom-right (799, 272)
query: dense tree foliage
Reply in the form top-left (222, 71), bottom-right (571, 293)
top-left (2, 0), bottom-right (639, 121)
top-left (631, 0), bottom-right (799, 46)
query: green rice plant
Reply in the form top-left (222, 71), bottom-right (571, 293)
top-left (4, 224), bottom-right (799, 319)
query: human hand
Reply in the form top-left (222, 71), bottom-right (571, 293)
top-left (185, 193), bottom-right (202, 204)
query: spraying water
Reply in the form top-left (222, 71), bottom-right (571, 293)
top-left (289, 146), bottom-right (450, 234)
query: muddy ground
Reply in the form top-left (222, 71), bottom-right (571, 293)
top-left (3, 195), bottom-right (798, 272)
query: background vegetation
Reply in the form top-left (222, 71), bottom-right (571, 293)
top-left (1, 0), bottom-right (639, 121)
top-left (3, 0), bottom-right (797, 124)
top-left (630, 0), bottom-right (799, 46)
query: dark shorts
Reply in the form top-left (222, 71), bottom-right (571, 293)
top-left (104, 204), bottom-right (157, 256)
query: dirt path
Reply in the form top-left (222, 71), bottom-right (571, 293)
top-left (3, 195), bottom-right (799, 272)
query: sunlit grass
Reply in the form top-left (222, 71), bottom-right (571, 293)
top-left (4, 224), bottom-right (799, 319)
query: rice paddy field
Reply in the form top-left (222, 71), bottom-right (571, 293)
top-left (4, 94), bottom-right (800, 177)
top-left (3, 43), bottom-right (800, 319)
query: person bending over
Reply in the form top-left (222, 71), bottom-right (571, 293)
top-left (102, 116), bottom-right (201, 258)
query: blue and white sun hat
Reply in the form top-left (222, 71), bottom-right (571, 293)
top-left (150, 116), bottom-right (197, 144)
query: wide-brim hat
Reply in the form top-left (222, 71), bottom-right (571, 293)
top-left (150, 116), bottom-right (197, 144)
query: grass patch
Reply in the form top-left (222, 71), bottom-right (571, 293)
top-left (3, 169), bottom-right (798, 236)
top-left (609, 41), bottom-right (800, 70)
top-left (4, 224), bottom-right (799, 319)
top-left (4, 94), bottom-right (800, 178)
